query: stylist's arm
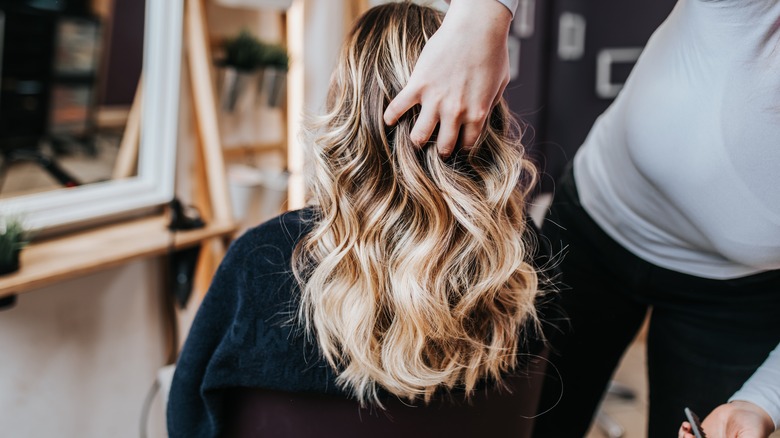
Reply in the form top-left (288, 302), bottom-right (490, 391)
top-left (679, 401), bottom-right (775, 438)
top-left (382, 0), bottom-right (512, 157)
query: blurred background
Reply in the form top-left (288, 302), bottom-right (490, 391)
top-left (0, 0), bottom-right (719, 437)
top-left (0, 0), bottom-right (143, 197)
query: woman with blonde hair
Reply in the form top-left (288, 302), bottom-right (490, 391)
top-left (167, 3), bottom-right (552, 437)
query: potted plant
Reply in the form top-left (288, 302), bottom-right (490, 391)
top-left (0, 215), bottom-right (29, 276)
top-left (257, 42), bottom-right (289, 108)
top-left (218, 30), bottom-right (266, 112)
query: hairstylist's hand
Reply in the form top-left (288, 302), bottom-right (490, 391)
top-left (383, 0), bottom-right (512, 157)
top-left (678, 401), bottom-right (775, 438)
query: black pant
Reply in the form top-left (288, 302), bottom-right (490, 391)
top-left (531, 167), bottom-right (780, 438)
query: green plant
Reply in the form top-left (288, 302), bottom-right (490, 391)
top-left (221, 30), bottom-right (289, 72)
top-left (222, 30), bottom-right (266, 71)
top-left (0, 216), bottom-right (28, 268)
top-left (260, 43), bottom-right (289, 72)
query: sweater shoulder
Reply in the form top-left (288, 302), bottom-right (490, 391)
top-left (223, 208), bottom-right (315, 273)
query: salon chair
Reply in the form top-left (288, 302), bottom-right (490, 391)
top-left (156, 356), bottom-right (548, 438)
top-left (222, 360), bottom-right (548, 438)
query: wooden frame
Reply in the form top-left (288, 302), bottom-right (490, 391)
top-left (0, 0), bottom-right (184, 232)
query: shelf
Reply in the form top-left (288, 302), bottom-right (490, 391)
top-left (222, 142), bottom-right (286, 160)
top-left (0, 214), bottom-right (237, 298)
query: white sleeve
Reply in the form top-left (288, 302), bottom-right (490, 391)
top-left (443, 0), bottom-right (519, 18)
top-left (729, 342), bottom-right (780, 430)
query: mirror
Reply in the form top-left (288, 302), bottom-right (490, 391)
top-left (0, 0), bottom-right (183, 231)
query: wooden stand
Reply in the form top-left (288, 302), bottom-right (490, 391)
top-left (186, 0), bottom-right (232, 226)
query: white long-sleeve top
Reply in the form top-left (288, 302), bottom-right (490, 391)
top-left (574, 0), bottom-right (780, 428)
top-left (444, 0), bottom-right (519, 17)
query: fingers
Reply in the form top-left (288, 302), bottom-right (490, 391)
top-left (387, 84), bottom-right (505, 154)
top-left (465, 72), bottom-right (506, 150)
top-left (436, 116), bottom-right (460, 157)
top-left (461, 120), bottom-right (485, 151)
top-left (416, 106), bottom-right (491, 154)
top-left (384, 86), bottom-right (419, 126)
top-left (410, 105), bottom-right (439, 147)
top-left (679, 422), bottom-right (693, 438)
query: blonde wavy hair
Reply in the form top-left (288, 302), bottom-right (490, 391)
top-left (293, 1), bottom-right (541, 406)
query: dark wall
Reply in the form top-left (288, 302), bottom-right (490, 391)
top-left (505, 0), bottom-right (678, 192)
top-left (100, 0), bottom-right (145, 106)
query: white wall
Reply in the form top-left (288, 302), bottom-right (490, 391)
top-left (286, 0), bottom-right (351, 208)
top-left (0, 260), bottom-right (168, 437)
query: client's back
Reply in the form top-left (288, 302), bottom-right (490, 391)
top-left (168, 3), bottom-right (551, 437)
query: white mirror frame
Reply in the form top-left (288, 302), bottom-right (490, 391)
top-left (0, 0), bottom-right (184, 231)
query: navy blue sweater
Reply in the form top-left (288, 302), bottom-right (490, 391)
top-left (167, 209), bottom-right (555, 437)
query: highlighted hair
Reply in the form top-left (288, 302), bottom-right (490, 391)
top-left (293, 2), bottom-right (541, 406)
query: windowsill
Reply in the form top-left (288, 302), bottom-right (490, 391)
top-left (0, 214), bottom-right (236, 298)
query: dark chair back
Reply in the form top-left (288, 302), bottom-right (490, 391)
top-left (223, 352), bottom-right (549, 438)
